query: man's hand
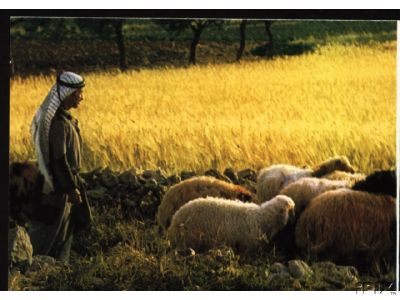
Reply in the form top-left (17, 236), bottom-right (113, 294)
top-left (68, 188), bottom-right (82, 205)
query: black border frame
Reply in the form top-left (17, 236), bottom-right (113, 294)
top-left (0, 14), bottom-right (9, 292)
top-left (4, 10), bottom-right (400, 19)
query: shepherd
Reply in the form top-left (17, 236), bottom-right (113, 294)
top-left (29, 71), bottom-right (93, 263)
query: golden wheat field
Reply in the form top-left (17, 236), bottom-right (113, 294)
top-left (10, 42), bottom-right (396, 175)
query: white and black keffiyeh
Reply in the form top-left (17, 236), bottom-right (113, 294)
top-left (31, 71), bottom-right (85, 193)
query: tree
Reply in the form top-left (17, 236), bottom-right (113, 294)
top-left (236, 19), bottom-right (247, 61)
top-left (156, 19), bottom-right (223, 65)
top-left (76, 19), bottom-right (127, 71)
top-left (236, 20), bottom-right (275, 61)
top-left (11, 18), bottom-right (128, 71)
top-left (265, 21), bottom-right (274, 57)
top-left (113, 20), bottom-right (127, 71)
top-left (188, 20), bottom-right (209, 65)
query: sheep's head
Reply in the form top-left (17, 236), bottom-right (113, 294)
top-left (275, 195), bottom-right (295, 222)
top-left (261, 195), bottom-right (295, 237)
top-left (331, 156), bottom-right (355, 173)
top-left (313, 156), bottom-right (355, 177)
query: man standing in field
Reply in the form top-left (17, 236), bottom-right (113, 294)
top-left (30, 71), bottom-right (93, 263)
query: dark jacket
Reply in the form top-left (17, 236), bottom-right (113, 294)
top-left (29, 107), bottom-right (92, 258)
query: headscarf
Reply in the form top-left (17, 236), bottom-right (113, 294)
top-left (30, 71), bottom-right (85, 193)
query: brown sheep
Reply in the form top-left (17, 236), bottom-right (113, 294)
top-left (156, 176), bottom-right (254, 231)
top-left (10, 161), bottom-right (40, 199)
top-left (9, 161), bottom-right (43, 223)
top-left (9, 161), bottom-right (58, 225)
top-left (295, 188), bottom-right (396, 270)
top-left (271, 177), bottom-right (347, 259)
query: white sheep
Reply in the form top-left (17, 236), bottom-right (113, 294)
top-left (167, 195), bottom-right (295, 253)
top-left (323, 170), bottom-right (366, 185)
top-left (279, 177), bottom-right (348, 215)
top-left (156, 176), bottom-right (254, 231)
top-left (256, 156), bottom-right (355, 203)
top-left (256, 164), bottom-right (312, 203)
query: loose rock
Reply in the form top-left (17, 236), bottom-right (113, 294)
top-left (86, 187), bottom-right (107, 200)
top-left (266, 272), bottom-right (298, 291)
top-left (223, 168), bottom-right (239, 184)
top-left (100, 168), bottom-right (119, 188)
top-left (270, 262), bottom-right (289, 274)
top-left (119, 170), bottom-right (138, 187)
top-left (181, 171), bottom-right (196, 180)
top-left (144, 178), bottom-right (159, 191)
top-left (142, 170), bottom-right (156, 179)
top-left (29, 255), bottom-right (57, 272)
top-left (241, 180), bottom-right (257, 194)
top-left (288, 260), bottom-right (313, 279)
top-left (237, 169), bottom-right (257, 182)
top-left (139, 193), bottom-right (159, 218)
top-left (166, 174), bottom-right (181, 186)
top-left (142, 170), bottom-right (167, 184)
top-left (204, 169), bottom-right (232, 183)
top-left (8, 226), bottom-right (33, 269)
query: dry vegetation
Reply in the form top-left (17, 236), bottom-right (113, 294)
top-left (10, 42), bottom-right (396, 175)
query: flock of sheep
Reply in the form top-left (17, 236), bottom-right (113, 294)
top-left (157, 156), bottom-right (397, 271)
top-left (9, 155), bottom-right (397, 273)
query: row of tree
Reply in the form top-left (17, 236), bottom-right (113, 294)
top-left (10, 19), bottom-right (275, 72)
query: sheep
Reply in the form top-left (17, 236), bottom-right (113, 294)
top-left (9, 161), bottom-right (40, 200)
top-left (270, 177), bottom-right (347, 258)
top-left (279, 177), bottom-right (348, 216)
top-left (9, 161), bottom-right (58, 225)
top-left (352, 170), bottom-right (397, 267)
top-left (295, 188), bottom-right (396, 270)
top-left (9, 161), bottom-right (43, 223)
top-left (352, 170), bottom-right (396, 197)
top-left (156, 176), bottom-right (255, 230)
top-left (311, 155), bottom-right (355, 177)
top-left (256, 156), bottom-right (355, 203)
top-left (323, 170), bottom-right (366, 185)
top-left (167, 195), bottom-right (295, 253)
top-left (256, 164), bottom-right (312, 204)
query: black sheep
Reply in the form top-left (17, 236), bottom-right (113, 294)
top-left (352, 169), bottom-right (396, 197)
